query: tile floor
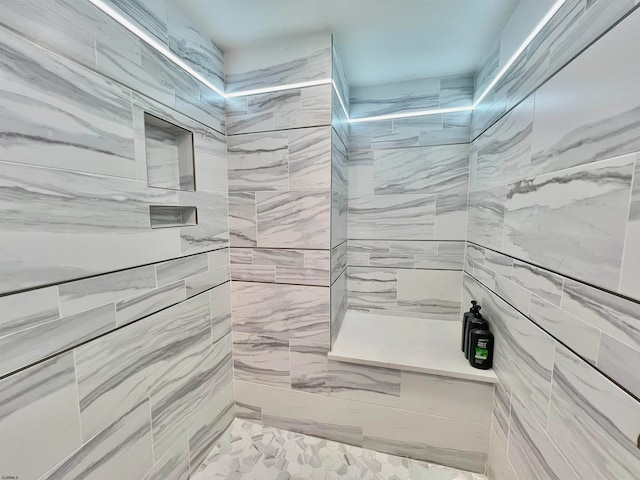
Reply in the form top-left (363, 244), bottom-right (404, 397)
top-left (192, 419), bottom-right (487, 480)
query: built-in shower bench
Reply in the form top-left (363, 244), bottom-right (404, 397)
top-left (328, 309), bottom-right (497, 384)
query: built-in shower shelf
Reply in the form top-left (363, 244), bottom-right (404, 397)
top-left (328, 310), bottom-right (497, 384)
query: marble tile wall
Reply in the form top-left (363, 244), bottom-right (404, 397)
top-left (468, 7), bottom-right (640, 478)
top-left (0, 3), bottom-right (233, 480)
top-left (471, 0), bottom-right (638, 139)
top-left (348, 75), bottom-right (473, 151)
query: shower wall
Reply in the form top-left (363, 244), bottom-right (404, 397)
top-left (226, 37), bottom-right (492, 473)
top-left (467, 2), bottom-right (640, 479)
top-left (0, 1), bottom-right (233, 479)
top-left (347, 76), bottom-right (473, 320)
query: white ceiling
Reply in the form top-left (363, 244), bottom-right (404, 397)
top-left (177, 0), bottom-right (519, 87)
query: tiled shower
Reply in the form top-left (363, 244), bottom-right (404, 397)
top-left (0, 1), bottom-right (639, 479)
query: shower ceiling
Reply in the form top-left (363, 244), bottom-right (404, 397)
top-left (175, 0), bottom-right (521, 87)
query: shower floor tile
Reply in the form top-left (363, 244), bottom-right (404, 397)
top-left (192, 419), bottom-right (487, 480)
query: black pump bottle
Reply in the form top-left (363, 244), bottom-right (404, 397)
top-left (461, 301), bottom-right (480, 352)
top-left (468, 328), bottom-right (494, 369)
top-left (463, 303), bottom-right (485, 359)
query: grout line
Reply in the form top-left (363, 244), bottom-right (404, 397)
top-left (72, 350), bottom-right (84, 444)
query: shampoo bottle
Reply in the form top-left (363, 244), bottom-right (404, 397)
top-left (465, 315), bottom-right (488, 359)
top-left (468, 328), bottom-right (494, 369)
top-left (461, 301), bottom-right (480, 352)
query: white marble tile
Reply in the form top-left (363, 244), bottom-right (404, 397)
top-left (105, 0), bottom-right (167, 43)
top-left (290, 340), bottom-right (401, 406)
top-left (530, 6), bottom-right (640, 176)
top-left (0, 353), bottom-right (82, 480)
top-left (75, 294), bottom-right (211, 439)
top-left (349, 194), bottom-right (435, 240)
top-left (232, 332), bottom-right (290, 388)
top-left (561, 277), bottom-right (640, 351)
top-left (231, 281), bottom-right (329, 342)
top-left (193, 128), bottom-right (227, 192)
top-left (467, 186), bottom-right (506, 250)
top-left (348, 150), bottom-right (374, 198)
top-left (621, 154), bottom-right (640, 300)
top-left (0, 286), bottom-right (59, 337)
top-left (141, 435), bottom-right (189, 480)
top-left (228, 192), bottom-right (257, 247)
top-left (347, 267), bottom-right (398, 311)
top-left (397, 270), bottom-right (462, 320)
top-left (150, 335), bottom-right (233, 459)
top-left (482, 289), bottom-right (555, 427)
top-left (486, 428), bottom-right (518, 480)
top-left (0, 25), bottom-right (136, 179)
top-left (230, 264), bottom-right (276, 282)
top-left (289, 126), bottom-right (332, 189)
top-left (484, 251), bottom-right (513, 278)
top-left (494, 275), bottom-right (531, 315)
top-left (115, 280), bottom-right (186, 327)
top-left (597, 333), bottom-right (640, 400)
top-left (58, 265), bottom-right (156, 317)
top-left (435, 193), bottom-right (469, 240)
top-left (331, 269), bottom-right (348, 347)
top-left (332, 128), bottom-right (348, 247)
top-left (261, 385), bottom-right (364, 445)
top-left (373, 144), bottom-right (470, 195)
top-left (350, 78), bottom-right (440, 119)
top-left (185, 266), bottom-right (229, 299)
top-left (511, 260), bottom-right (563, 306)
top-left (0, 303), bottom-right (115, 377)
top-left (234, 380), bottom-right (262, 422)
top-left (473, 262), bottom-right (496, 291)
top-left (330, 242), bottom-right (347, 283)
top-left (0, 160), bottom-right (181, 294)
top-left (225, 33), bottom-right (330, 93)
top-left (210, 282), bottom-right (232, 344)
top-left (256, 190), bottom-right (331, 249)
top-left (156, 254), bottom-right (209, 286)
top-left (400, 372), bottom-right (494, 424)
top-left (187, 383), bottom-right (235, 474)
top-left (529, 294), bottom-right (600, 364)
top-left (547, 344), bottom-right (640, 480)
top-left (361, 404), bottom-right (489, 473)
top-left (179, 190), bottom-right (229, 255)
top-left (505, 155), bottom-right (635, 291)
top-left (491, 380), bottom-right (511, 450)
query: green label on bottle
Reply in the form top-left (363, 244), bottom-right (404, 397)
top-left (475, 347), bottom-right (488, 360)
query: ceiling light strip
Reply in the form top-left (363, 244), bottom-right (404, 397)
top-left (331, 80), bottom-right (350, 120)
top-left (349, 106), bottom-right (473, 123)
top-left (226, 78), bottom-right (332, 98)
top-left (87, 0), bottom-right (226, 98)
top-left (473, 0), bottom-right (567, 107)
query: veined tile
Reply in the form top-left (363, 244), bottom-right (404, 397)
top-left (75, 294), bottom-right (212, 439)
top-left (141, 434), bottom-right (189, 480)
top-left (348, 150), bottom-right (374, 197)
top-left (58, 265), bottom-right (156, 317)
top-left (185, 266), bottom-right (229, 299)
top-left (252, 248), bottom-right (305, 266)
top-left (39, 399), bottom-right (154, 480)
top-left (228, 192), bottom-right (257, 247)
top-left (484, 251), bottom-right (513, 278)
top-left (482, 289), bottom-right (555, 427)
top-left (0, 286), bottom-right (59, 337)
top-left (0, 353), bottom-right (81, 480)
top-left (330, 242), bottom-right (347, 284)
top-left (597, 334), bottom-right (640, 400)
top-left (290, 340), bottom-right (401, 406)
top-left (548, 344), bottom-right (640, 480)
top-left (232, 332), bottom-right (290, 388)
top-left (0, 25), bottom-right (136, 178)
top-left (467, 186), bottom-right (506, 250)
top-left (229, 248), bottom-right (253, 265)
top-left (156, 253), bottom-right (209, 286)
top-left (473, 263), bottom-right (496, 291)
top-left (231, 282), bottom-right (329, 342)
top-left (261, 385), bottom-right (364, 445)
top-left (487, 428), bottom-right (518, 480)
top-left (178, 189), bottom-right (229, 255)
top-left (512, 261), bottom-right (563, 306)
top-left (494, 275), bottom-right (531, 315)
top-left (234, 380), bottom-right (262, 422)
top-left (256, 190), bottom-right (331, 249)
top-left (373, 144), bottom-right (470, 195)
top-left (369, 254), bottom-right (414, 268)
top-left (530, 7), bottom-right (640, 176)
top-left (289, 126), bottom-right (332, 190)
top-left (397, 269), bottom-right (462, 320)
top-left (621, 154), bottom-right (640, 300)
top-left (561, 277), bottom-right (640, 351)
top-left (188, 383), bottom-right (235, 474)
top-left (347, 267), bottom-right (397, 311)
top-left (435, 193), bottom-right (468, 240)
top-left (231, 264), bottom-right (276, 282)
top-left (150, 335), bottom-right (233, 459)
top-left (210, 282), bottom-right (232, 344)
top-left (529, 294), bottom-right (600, 364)
top-left (491, 379), bottom-right (511, 449)
top-left (0, 303), bottom-right (115, 377)
top-left (504, 155), bottom-right (634, 292)
top-left (400, 371), bottom-right (494, 424)
top-left (349, 194), bottom-right (435, 240)
top-left (330, 269), bottom-right (348, 347)
top-left (361, 403), bottom-right (489, 473)
top-left (107, 0), bottom-right (167, 43)
top-left (227, 131), bottom-right (289, 192)
top-left (440, 75), bottom-right (474, 108)
top-left (276, 266), bottom-right (330, 286)
top-left (193, 128), bottom-right (227, 192)
top-left (115, 280), bottom-right (186, 327)
top-left (508, 393), bottom-right (579, 480)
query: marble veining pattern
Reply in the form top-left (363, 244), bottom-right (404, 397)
top-left (193, 419), bottom-right (486, 480)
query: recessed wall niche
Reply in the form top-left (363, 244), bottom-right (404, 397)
top-left (144, 112), bottom-right (196, 191)
top-left (149, 205), bottom-right (198, 229)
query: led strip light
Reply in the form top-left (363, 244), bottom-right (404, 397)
top-left (87, 0), bottom-right (567, 123)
